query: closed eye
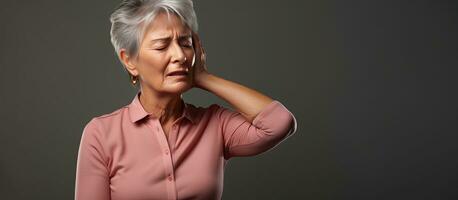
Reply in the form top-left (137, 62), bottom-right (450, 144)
top-left (152, 39), bottom-right (192, 50)
top-left (181, 43), bottom-right (192, 48)
top-left (155, 46), bottom-right (167, 51)
top-left (179, 37), bottom-right (193, 48)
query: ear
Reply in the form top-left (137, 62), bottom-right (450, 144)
top-left (119, 49), bottom-right (139, 76)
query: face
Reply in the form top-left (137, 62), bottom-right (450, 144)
top-left (121, 12), bottom-right (195, 95)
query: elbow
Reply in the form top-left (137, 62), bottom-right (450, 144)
top-left (266, 109), bottom-right (298, 140)
top-left (281, 112), bottom-right (298, 139)
top-left (254, 100), bottom-right (298, 139)
top-left (287, 112), bottom-right (298, 136)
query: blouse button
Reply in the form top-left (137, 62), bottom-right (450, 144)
top-left (156, 127), bottom-right (160, 132)
top-left (168, 174), bottom-right (173, 181)
top-left (165, 149), bottom-right (169, 155)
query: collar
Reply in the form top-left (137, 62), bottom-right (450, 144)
top-left (128, 91), bottom-right (196, 124)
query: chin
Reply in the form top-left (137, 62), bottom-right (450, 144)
top-left (165, 82), bottom-right (192, 94)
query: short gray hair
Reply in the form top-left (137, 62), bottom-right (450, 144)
top-left (109, 0), bottom-right (198, 64)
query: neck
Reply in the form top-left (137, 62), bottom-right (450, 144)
top-left (138, 86), bottom-right (183, 125)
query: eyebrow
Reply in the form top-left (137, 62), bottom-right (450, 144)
top-left (149, 34), bottom-right (192, 44)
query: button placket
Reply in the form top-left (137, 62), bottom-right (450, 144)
top-left (146, 120), bottom-right (176, 199)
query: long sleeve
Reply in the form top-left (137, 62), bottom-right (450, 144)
top-left (75, 118), bottom-right (111, 200)
top-left (215, 100), bottom-right (298, 160)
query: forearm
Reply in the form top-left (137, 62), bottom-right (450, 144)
top-left (197, 73), bottom-right (274, 123)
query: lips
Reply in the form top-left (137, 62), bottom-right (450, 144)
top-left (167, 71), bottom-right (188, 76)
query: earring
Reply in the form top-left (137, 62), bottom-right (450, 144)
top-left (130, 74), bottom-right (138, 85)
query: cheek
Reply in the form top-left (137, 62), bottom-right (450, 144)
top-left (139, 53), bottom-right (169, 79)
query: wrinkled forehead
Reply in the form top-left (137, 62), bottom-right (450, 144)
top-left (144, 11), bottom-right (191, 39)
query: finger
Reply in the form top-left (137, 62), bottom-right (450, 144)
top-left (191, 31), bottom-right (206, 64)
top-left (203, 48), bottom-right (207, 63)
top-left (201, 47), bottom-right (206, 60)
top-left (191, 36), bottom-right (200, 65)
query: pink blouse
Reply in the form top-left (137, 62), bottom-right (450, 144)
top-left (75, 91), bottom-right (297, 200)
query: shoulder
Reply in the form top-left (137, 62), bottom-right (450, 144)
top-left (84, 105), bottom-right (129, 133)
top-left (97, 104), bottom-right (129, 118)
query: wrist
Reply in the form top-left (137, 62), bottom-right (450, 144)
top-left (195, 72), bottom-right (214, 90)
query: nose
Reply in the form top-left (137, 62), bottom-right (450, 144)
top-left (170, 40), bottom-right (186, 64)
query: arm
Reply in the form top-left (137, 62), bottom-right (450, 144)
top-left (200, 74), bottom-right (298, 159)
top-left (191, 32), bottom-right (276, 123)
top-left (75, 119), bottom-right (111, 200)
top-left (191, 33), bottom-right (297, 159)
top-left (197, 73), bottom-right (274, 123)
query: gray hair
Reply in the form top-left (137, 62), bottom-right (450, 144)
top-left (109, 0), bottom-right (198, 67)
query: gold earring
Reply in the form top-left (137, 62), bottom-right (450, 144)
top-left (130, 74), bottom-right (138, 85)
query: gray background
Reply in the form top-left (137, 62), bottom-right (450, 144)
top-left (0, 0), bottom-right (457, 199)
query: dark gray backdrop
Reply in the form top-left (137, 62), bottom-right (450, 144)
top-left (0, 0), bottom-right (457, 199)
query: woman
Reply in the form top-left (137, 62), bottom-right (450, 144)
top-left (75, 0), bottom-right (298, 199)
